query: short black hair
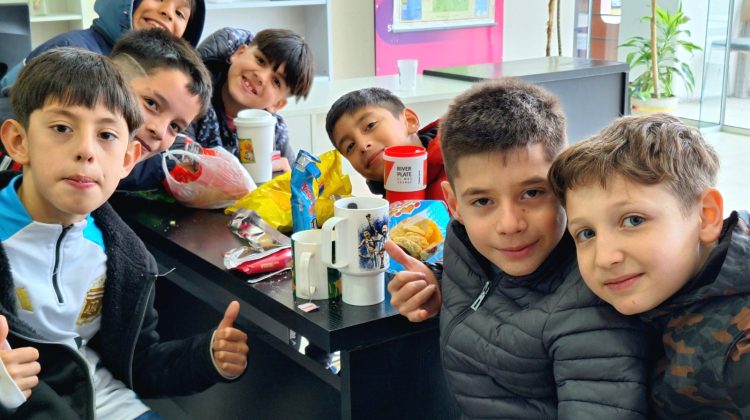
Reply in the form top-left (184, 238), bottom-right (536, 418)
top-left (252, 29), bottom-right (314, 100)
top-left (111, 28), bottom-right (212, 117)
top-left (325, 87), bottom-right (406, 146)
top-left (441, 78), bottom-right (567, 183)
top-left (11, 47), bottom-right (142, 135)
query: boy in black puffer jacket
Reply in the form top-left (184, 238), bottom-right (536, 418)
top-left (386, 78), bottom-right (655, 419)
top-left (549, 113), bottom-right (750, 418)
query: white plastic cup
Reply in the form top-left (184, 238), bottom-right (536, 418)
top-left (234, 109), bottom-right (276, 183)
top-left (397, 59), bottom-right (418, 92)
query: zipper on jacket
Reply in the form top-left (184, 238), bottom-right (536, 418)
top-left (52, 225), bottom-right (71, 303)
top-left (441, 279), bottom-right (498, 350)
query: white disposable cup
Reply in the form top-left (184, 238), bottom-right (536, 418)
top-left (234, 109), bottom-right (276, 183)
top-left (397, 59), bottom-right (418, 91)
top-left (321, 197), bottom-right (390, 306)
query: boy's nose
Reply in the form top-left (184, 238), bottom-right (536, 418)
top-left (593, 235), bottom-right (624, 268)
top-left (159, 4), bottom-right (175, 20)
top-left (494, 204), bottom-right (526, 235)
top-left (75, 134), bottom-right (96, 163)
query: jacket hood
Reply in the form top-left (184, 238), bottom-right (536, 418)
top-left (92, 0), bottom-right (205, 47)
top-left (642, 211), bottom-right (750, 322)
top-left (197, 27), bottom-right (254, 64)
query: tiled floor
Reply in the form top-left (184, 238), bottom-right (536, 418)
top-left (349, 131), bottom-right (750, 217)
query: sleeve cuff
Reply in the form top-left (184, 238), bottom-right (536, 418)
top-left (0, 340), bottom-right (26, 409)
top-left (209, 330), bottom-right (243, 381)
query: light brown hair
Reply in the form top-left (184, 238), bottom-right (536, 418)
top-left (440, 78), bottom-right (567, 183)
top-left (548, 113), bottom-right (720, 213)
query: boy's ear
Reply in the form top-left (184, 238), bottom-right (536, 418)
top-left (1, 119), bottom-right (30, 165)
top-left (120, 141), bottom-right (142, 179)
top-left (403, 108), bottom-right (420, 135)
top-left (266, 97), bottom-right (288, 114)
top-left (698, 188), bottom-right (724, 244)
top-left (441, 180), bottom-right (462, 223)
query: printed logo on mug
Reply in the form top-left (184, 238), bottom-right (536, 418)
top-left (383, 145), bottom-right (427, 203)
top-left (321, 197), bottom-right (390, 306)
top-left (291, 229), bottom-right (340, 301)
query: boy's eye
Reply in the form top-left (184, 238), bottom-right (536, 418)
top-left (169, 122), bottom-right (182, 133)
top-left (522, 189), bottom-right (543, 199)
top-left (143, 97), bottom-right (158, 111)
top-left (343, 141), bottom-right (355, 155)
top-left (99, 131), bottom-right (118, 142)
top-left (575, 228), bottom-right (596, 242)
top-left (471, 198), bottom-right (492, 207)
top-left (51, 124), bottom-right (72, 134)
top-left (272, 77), bottom-right (282, 88)
top-left (622, 215), bottom-right (645, 228)
top-left (364, 121), bottom-right (377, 132)
top-left (256, 55), bottom-right (266, 65)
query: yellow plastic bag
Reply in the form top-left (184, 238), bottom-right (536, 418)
top-left (226, 150), bottom-right (352, 233)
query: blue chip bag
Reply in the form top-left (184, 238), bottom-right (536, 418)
top-left (291, 150), bottom-right (321, 232)
top-left (387, 200), bottom-right (450, 273)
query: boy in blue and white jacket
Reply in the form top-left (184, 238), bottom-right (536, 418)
top-left (0, 48), bottom-right (248, 419)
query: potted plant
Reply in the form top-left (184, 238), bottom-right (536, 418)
top-left (619, 1), bottom-right (702, 114)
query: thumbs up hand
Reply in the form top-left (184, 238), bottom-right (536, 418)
top-left (385, 241), bottom-right (441, 322)
top-left (211, 301), bottom-right (249, 378)
top-left (0, 315), bottom-right (41, 399)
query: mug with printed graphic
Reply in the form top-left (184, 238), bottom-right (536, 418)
top-left (321, 197), bottom-right (389, 306)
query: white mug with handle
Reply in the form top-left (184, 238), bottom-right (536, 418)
top-left (321, 197), bottom-right (389, 306)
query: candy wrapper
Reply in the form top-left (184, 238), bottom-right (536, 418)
top-left (228, 208), bottom-right (291, 252)
top-left (290, 150), bottom-right (321, 232)
top-left (387, 200), bottom-right (450, 274)
top-left (226, 150), bottom-right (352, 233)
top-left (224, 208), bottom-right (292, 281)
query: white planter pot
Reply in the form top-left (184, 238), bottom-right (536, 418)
top-left (630, 96), bottom-right (680, 115)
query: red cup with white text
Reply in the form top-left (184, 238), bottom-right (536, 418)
top-left (383, 145), bottom-right (427, 203)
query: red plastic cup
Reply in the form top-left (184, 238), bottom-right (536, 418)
top-left (383, 145), bottom-right (427, 203)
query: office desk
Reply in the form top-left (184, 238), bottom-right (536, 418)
top-left (111, 196), bottom-right (458, 420)
top-left (424, 57), bottom-right (630, 143)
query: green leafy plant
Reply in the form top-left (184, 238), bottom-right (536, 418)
top-left (619, 1), bottom-right (702, 100)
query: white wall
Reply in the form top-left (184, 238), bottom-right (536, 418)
top-left (330, 0), bottom-right (374, 79)
top-left (502, 0), bottom-right (576, 61)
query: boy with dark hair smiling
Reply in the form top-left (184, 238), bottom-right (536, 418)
top-left (0, 48), bottom-right (248, 419)
top-left (548, 113), bottom-right (750, 418)
top-left (187, 27), bottom-right (314, 171)
top-left (325, 87), bottom-right (447, 201)
top-left (386, 78), bottom-right (653, 418)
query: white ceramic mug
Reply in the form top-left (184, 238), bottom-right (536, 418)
top-left (321, 197), bottom-right (390, 306)
top-left (291, 229), bottom-right (340, 300)
top-left (234, 109), bottom-right (276, 183)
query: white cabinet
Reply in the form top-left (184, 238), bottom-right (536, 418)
top-left (19, 0), bottom-right (96, 48)
top-left (203, 0), bottom-right (332, 80)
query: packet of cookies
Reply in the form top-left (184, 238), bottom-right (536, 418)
top-left (387, 200), bottom-right (450, 273)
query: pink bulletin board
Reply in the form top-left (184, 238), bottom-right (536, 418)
top-left (375, 0), bottom-right (504, 76)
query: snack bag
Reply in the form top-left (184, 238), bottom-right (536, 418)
top-left (226, 150), bottom-right (352, 233)
top-left (162, 135), bottom-right (256, 209)
top-left (291, 150), bottom-right (321, 232)
top-left (387, 200), bottom-right (450, 273)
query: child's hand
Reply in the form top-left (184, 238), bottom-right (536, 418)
top-left (385, 241), bottom-right (441, 322)
top-left (212, 301), bottom-right (249, 378)
top-left (0, 315), bottom-right (40, 399)
top-left (272, 157), bottom-right (291, 173)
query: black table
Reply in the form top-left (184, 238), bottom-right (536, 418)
top-left (424, 57), bottom-right (630, 143)
top-left (111, 195), bottom-right (459, 420)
